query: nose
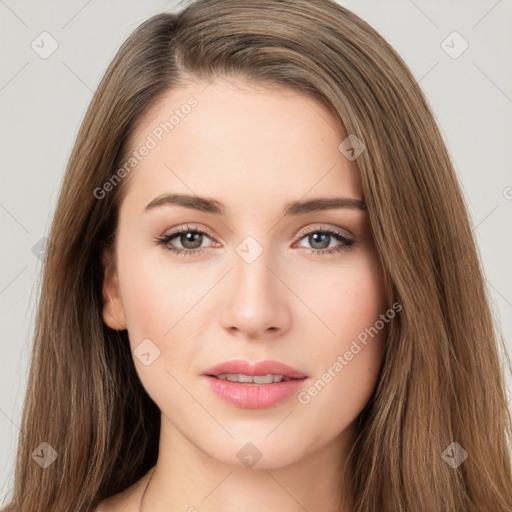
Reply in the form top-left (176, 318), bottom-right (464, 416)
top-left (218, 242), bottom-right (291, 341)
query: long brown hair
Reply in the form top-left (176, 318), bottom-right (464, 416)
top-left (3, 1), bottom-right (511, 510)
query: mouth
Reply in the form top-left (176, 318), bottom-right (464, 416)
top-left (201, 358), bottom-right (308, 380)
top-left (211, 373), bottom-right (297, 384)
top-left (201, 359), bottom-right (309, 409)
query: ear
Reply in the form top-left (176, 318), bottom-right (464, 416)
top-left (101, 247), bottom-right (127, 330)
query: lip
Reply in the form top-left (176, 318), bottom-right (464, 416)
top-left (201, 359), bottom-right (309, 409)
top-left (201, 359), bottom-right (308, 379)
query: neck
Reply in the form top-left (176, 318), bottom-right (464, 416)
top-left (140, 414), bottom-right (355, 512)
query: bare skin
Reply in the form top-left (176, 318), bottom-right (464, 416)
top-left (96, 78), bottom-right (387, 512)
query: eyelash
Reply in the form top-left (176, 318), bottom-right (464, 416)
top-left (155, 224), bottom-right (355, 258)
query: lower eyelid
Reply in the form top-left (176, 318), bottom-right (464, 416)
top-left (158, 227), bottom-right (354, 253)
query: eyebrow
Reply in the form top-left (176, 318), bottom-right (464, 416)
top-left (144, 193), bottom-right (367, 216)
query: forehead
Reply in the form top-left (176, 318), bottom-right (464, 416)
top-left (121, 78), bottom-right (362, 215)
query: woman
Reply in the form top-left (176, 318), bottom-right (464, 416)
top-left (3, 0), bottom-right (511, 511)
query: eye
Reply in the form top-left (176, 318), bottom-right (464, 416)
top-left (294, 227), bottom-right (355, 256)
top-left (155, 224), bottom-right (217, 257)
top-left (155, 225), bottom-right (355, 258)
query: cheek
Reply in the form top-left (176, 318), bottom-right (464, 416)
top-left (297, 247), bottom-right (387, 358)
top-left (118, 266), bottom-right (167, 343)
top-left (115, 240), bottom-right (216, 386)
top-left (331, 251), bottom-right (387, 386)
top-left (117, 238), bottom-right (206, 341)
top-left (115, 246), bottom-right (203, 409)
top-left (294, 250), bottom-right (387, 433)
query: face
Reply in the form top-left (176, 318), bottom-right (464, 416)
top-left (101, 78), bottom-right (388, 469)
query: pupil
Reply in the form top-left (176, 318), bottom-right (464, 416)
top-left (310, 233), bottom-right (329, 249)
top-left (182, 232), bottom-right (202, 249)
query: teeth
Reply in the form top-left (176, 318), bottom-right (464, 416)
top-left (215, 373), bottom-right (291, 384)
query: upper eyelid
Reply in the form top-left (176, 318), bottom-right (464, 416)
top-left (161, 224), bottom-right (354, 243)
top-left (299, 225), bottom-right (353, 238)
top-left (163, 224), bottom-right (217, 240)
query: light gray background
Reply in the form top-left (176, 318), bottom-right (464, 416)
top-left (1, 0), bottom-right (511, 503)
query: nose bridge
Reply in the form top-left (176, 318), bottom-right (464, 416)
top-left (219, 233), bottom-right (289, 336)
top-left (233, 235), bottom-right (277, 304)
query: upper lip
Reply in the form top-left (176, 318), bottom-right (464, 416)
top-left (202, 359), bottom-right (308, 379)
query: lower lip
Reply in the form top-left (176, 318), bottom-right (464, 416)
top-left (202, 376), bottom-right (308, 409)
